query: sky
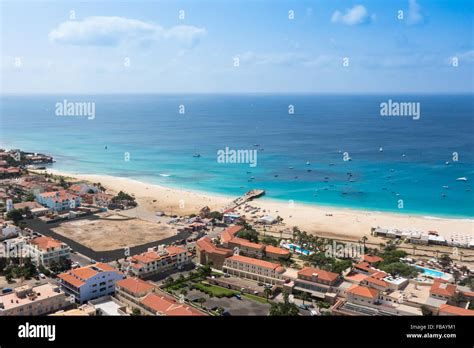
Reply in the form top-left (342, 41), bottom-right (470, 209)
top-left (1, 0), bottom-right (473, 94)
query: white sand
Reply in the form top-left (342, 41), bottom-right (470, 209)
top-left (41, 169), bottom-right (474, 242)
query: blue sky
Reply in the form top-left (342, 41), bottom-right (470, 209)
top-left (1, 0), bottom-right (473, 93)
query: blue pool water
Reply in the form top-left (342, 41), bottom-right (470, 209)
top-left (283, 243), bottom-right (313, 256)
top-left (415, 266), bottom-right (445, 278)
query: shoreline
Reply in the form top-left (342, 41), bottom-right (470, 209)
top-left (32, 168), bottom-right (474, 242)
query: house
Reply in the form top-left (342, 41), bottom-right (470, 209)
top-left (0, 283), bottom-right (68, 316)
top-left (429, 279), bottom-right (457, 301)
top-left (346, 285), bottom-right (380, 306)
top-left (139, 292), bottom-right (207, 316)
top-left (264, 245), bottom-right (291, 260)
top-left (223, 213), bottom-right (241, 224)
top-left (257, 215), bottom-right (277, 225)
top-left (223, 254), bottom-right (286, 285)
top-left (438, 304), bottom-right (474, 316)
top-left (196, 237), bottom-right (232, 269)
top-left (129, 246), bottom-right (190, 278)
top-left (219, 225), bottom-right (244, 246)
top-left (57, 263), bottom-right (124, 303)
top-left (362, 254), bottom-right (384, 264)
top-left (116, 278), bottom-right (155, 307)
top-left (67, 183), bottom-right (99, 196)
top-left (24, 236), bottom-right (70, 266)
top-left (36, 190), bottom-right (81, 212)
top-left (290, 267), bottom-right (341, 302)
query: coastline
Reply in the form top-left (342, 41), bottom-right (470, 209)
top-left (36, 168), bottom-right (474, 242)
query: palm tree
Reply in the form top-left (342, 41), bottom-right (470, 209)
top-left (412, 245), bottom-right (417, 256)
top-left (459, 251), bottom-right (464, 262)
top-left (197, 297), bottom-right (206, 308)
top-left (264, 287), bottom-right (272, 302)
top-left (361, 236), bottom-right (368, 251)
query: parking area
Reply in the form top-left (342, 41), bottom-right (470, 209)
top-left (186, 288), bottom-right (271, 316)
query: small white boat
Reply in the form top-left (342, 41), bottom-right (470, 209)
top-left (456, 177), bottom-right (468, 181)
top-left (306, 161), bottom-right (310, 165)
top-left (402, 154), bottom-right (406, 157)
top-left (193, 153), bottom-right (201, 158)
top-left (379, 147), bottom-right (383, 152)
top-left (442, 185), bottom-right (449, 189)
top-left (445, 161), bottom-right (449, 165)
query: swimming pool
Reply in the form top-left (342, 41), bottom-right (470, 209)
top-left (415, 266), bottom-right (445, 278)
top-left (283, 243), bottom-right (313, 256)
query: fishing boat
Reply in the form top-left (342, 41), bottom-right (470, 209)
top-left (456, 177), bottom-right (468, 181)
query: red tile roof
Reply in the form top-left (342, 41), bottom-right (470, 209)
top-left (57, 273), bottom-right (85, 288)
top-left (347, 285), bottom-right (379, 299)
top-left (29, 236), bottom-right (64, 250)
top-left (230, 237), bottom-right (264, 250)
top-left (430, 280), bottom-right (457, 297)
top-left (365, 276), bottom-right (388, 288)
top-left (226, 254), bottom-right (285, 272)
top-left (140, 293), bottom-right (206, 316)
top-left (298, 267), bottom-right (339, 283)
top-left (117, 278), bottom-right (154, 295)
top-left (220, 225), bottom-right (244, 243)
top-left (264, 245), bottom-right (290, 256)
top-left (439, 304), bottom-right (474, 316)
top-left (362, 254), bottom-right (384, 264)
top-left (196, 237), bottom-right (231, 256)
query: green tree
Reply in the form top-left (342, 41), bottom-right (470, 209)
top-left (269, 292), bottom-right (299, 316)
top-left (264, 287), bottom-right (273, 302)
top-left (6, 209), bottom-right (24, 225)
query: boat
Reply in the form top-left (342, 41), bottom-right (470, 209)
top-left (445, 161), bottom-right (449, 165)
top-left (379, 147), bottom-right (383, 152)
top-left (306, 161), bottom-right (310, 165)
top-left (402, 154), bottom-right (406, 157)
top-left (289, 166), bottom-right (294, 169)
top-left (456, 177), bottom-right (468, 181)
top-left (442, 186), bottom-right (449, 189)
top-left (193, 153), bottom-right (201, 158)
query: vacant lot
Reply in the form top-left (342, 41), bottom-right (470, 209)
top-left (51, 217), bottom-right (178, 251)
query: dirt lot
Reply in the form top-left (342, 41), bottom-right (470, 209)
top-left (51, 217), bottom-right (178, 251)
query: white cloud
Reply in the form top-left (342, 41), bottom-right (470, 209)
top-left (407, 0), bottom-right (424, 25)
top-left (331, 5), bottom-right (374, 25)
top-left (48, 16), bottom-right (206, 47)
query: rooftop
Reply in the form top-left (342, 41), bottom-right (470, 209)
top-left (226, 254), bottom-right (285, 272)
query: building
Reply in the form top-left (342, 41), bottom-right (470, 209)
top-left (289, 267), bottom-right (341, 302)
top-left (129, 246), bottom-right (190, 278)
top-left (88, 296), bottom-right (128, 316)
top-left (429, 279), bottom-right (457, 301)
top-left (223, 254), bottom-right (286, 285)
top-left (115, 278), bottom-right (155, 308)
top-left (346, 285), bottom-right (380, 306)
top-left (439, 304), bottom-right (474, 316)
top-left (139, 292), bottom-right (206, 316)
top-left (24, 236), bottom-right (70, 266)
top-left (361, 254), bottom-right (384, 264)
top-left (51, 304), bottom-right (96, 316)
top-left (228, 237), bottom-right (265, 259)
top-left (0, 283), bottom-right (68, 316)
top-left (57, 263), bottom-right (124, 304)
top-left (36, 190), bottom-right (81, 212)
top-left (264, 245), bottom-right (291, 260)
top-left (196, 237), bottom-right (232, 269)
top-left (219, 225), bottom-right (289, 260)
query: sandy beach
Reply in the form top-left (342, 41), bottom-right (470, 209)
top-left (38, 169), bottom-right (474, 244)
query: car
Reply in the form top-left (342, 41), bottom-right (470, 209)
top-left (310, 309), bottom-right (318, 316)
top-left (90, 259), bottom-right (96, 264)
top-left (224, 274), bottom-right (230, 278)
top-left (257, 282), bottom-right (264, 286)
top-left (235, 294), bottom-right (242, 300)
top-left (298, 304), bottom-right (309, 310)
top-left (2, 288), bottom-right (13, 294)
top-left (39, 273), bottom-right (46, 279)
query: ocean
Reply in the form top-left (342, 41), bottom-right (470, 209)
top-left (1, 94), bottom-right (473, 217)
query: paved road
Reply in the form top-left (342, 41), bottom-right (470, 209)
top-left (25, 216), bottom-right (191, 263)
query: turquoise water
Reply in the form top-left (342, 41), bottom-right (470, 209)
top-left (415, 266), bottom-right (445, 278)
top-left (1, 94), bottom-right (473, 217)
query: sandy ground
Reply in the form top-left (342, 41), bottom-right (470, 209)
top-left (42, 169), bottom-right (473, 243)
top-left (50, 217), bottom-right (178, 251)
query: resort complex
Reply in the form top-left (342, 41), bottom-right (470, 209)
top-left (0, 148), bottom-right (472, 318)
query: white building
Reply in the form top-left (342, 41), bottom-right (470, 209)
top-left (24, 236), bottom-right (71, 266)
top-left (57, 263), bottom-right (124, 304)
top-left (129, 246), bottom-right (190, 278)
top-left (36, 190), bottom-right (81, 212)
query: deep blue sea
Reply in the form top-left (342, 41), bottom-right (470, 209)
top-left (1, 94), bottom-right (473, 217)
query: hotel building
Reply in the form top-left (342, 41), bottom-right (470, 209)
top-left (129, 246), bottom-right (190, 278)
top-left (196, 237), bottom-right (232, 269)
top-left (24, 236), bottom-right (71, 267)
top-left (57, 263), bottom-right (124, 304)
top-left (36, 190), bottom-right (81, 212)
top-left (0, 283), bottom-right (68, 316)
top-left (223, 254), bottom-right (286, 285)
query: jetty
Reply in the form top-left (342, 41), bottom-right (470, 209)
top-left (224, 189), bottom-right (265, 211)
